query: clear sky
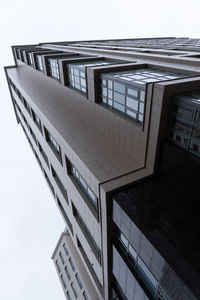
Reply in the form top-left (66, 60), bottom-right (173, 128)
top-left (0, 0), bottom-right (200, 299)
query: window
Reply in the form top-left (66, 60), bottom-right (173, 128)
top-left (27, 52), bottom-right (34, 66)
top-left (71, 282), bottom-right (78, 298)
top-left (169, 92), bottom-right (200, 157)
top-left (32, 109), bottom-right (43, 133)
top-left (59, 251), bottom-right (65, 265)
top-left (38, 143), bottom-right (49, 167)
top-left (66, 291), bottom-right (72, 300)
top-left (65, 266), bottom-right (71, 280)
top-left (72, 203), bottom-right (101, 263)
top-left (114, 226), bottom-right (160, 298)
top-left (75, 273), bottom-right (83, 289)
top-left (189, 139), bottom-right (200, 154)
top-left (128, 243), bottom-right (137, 260)
top-left (137, 257), bottom-right (158, 289)
top-left (24, 99), bottom-right (31, 116)
top-left (49, 58), bottom-right (60, 80)
top-left (16, 48), bottom-right (21, 60)
top-left (36, 55), bottom-right (44, 71)
top-left (69, 162), bottom-right (98, 210)
top-left (100, 68), bottom-right (186, 124)
top-left (55, 260), bottom-right (61, 273)
top-left (61, 275), bottom-right (66, 289)
top-left (63, 243), bottom-right (69, 256)
top-left (120, 232), bottom-right (128, 248)
top-left (77, 237), bottom-right (103, 294)
top-left (44, 127), bottom-right (62, 163)
top-left (116, 226), bottom-right (138, 263)
top-left (67, 60), bottom-right (113, 94)
top-left (83, 291), bottom-right (89, 300)
top-left (69, 257), bottom-right (75, 271)
top-left (51, 166), bottom-right (68, 203)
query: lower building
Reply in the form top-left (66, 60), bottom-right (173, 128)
top-left (52, 230), bottom-right (100, 300)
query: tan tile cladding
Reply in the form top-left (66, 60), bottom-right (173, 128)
top-left (7, 64), bottom-right (149, 196)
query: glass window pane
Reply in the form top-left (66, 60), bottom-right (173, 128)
top-left (108, 80), bottom-right (113, 89)
top-left (75, 76), bottom-right (80, 84)
top-left (174, 105), bottom-right (193, 119)
top-left (128, 244), bottom-right (137, 260)
top-left (108, 99), bottom-right (113, 106)
top-left (80, 176), bottom-right (87, 190)
top-left (108, 90), bottom-right (112, 99)
top-left (71, 282), bottom-right (78, 298)
top-left (65, 266), bottom-right (71, 280)
top-left (139, 114), bottom-right (144, 122)
top-left (114, 92), bottom-right (125, 105)
top-left (75, 273), bottom-right (83, 289)
top-left (74, 69), bottom-right (79, 76)
top-left (120, 76), bottom-right (133, 81)
top-left (139, 102), bottom-right (144, 114)
top-left (120, 232), bottom-right (128, 248)
top-left (172, 117), bottom-right (191, 135)
top-left (66, 291), bottom-right (72, 300)
top-left (126, 97), bottom-right (139, 110)
top-left (88, 187), bottom-right (97, 205)
top-left (127, 110), bottom-right (137, 119)
top-left (61, 275), bottom-right (66, 289)
top-left (114, 82), bottom-right (125, 93)
top-left (140, 91), bottom-right (145, 102)
top-left (114, 102), bottom-right (125, 112)
top-left (81, 79), bottom-right (86, 87)
top-left (59, 251), bottom-right (65, 264)
top-left (189, 140), bottom-right (200, 154)
top-left (63, 243), bottom-right (69, 256)
top-left (196, 110), bottom-right (200, 123)
top-left (69, 257), bottom-right (75, 271)
top-left (192, 125), bottom-right (200, 139)
top-left (103, 87), bottom-right (107, 97)
top-left (138, 257), bottom-right (158, 288)
top-left (83, 291), bottom-right (89, 300)
top-left (127, 88), bottom-right (138, 97)
top-left (129, 74), bottom-right (144, 80)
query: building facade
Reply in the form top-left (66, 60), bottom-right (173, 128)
top-left (5, 37), bottom-right (200, 300)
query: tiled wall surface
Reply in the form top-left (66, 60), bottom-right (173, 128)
top-left (8, 76), bottom-right (103, 297)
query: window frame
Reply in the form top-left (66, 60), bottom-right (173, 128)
top-left (31, 109), bottom-right (43, 134)
top-left (71, 282), bottom-right (78, 298)
top-left (51, 165), bottom-right (68, 203)
top-left (65, 156), bottom-right (99, 220)
top-left (44, 127), bottom-right (62, 164)
top-left (72, 203), bottom-right (101, 264)
top-left (69, 257), bottom-right (75, 272)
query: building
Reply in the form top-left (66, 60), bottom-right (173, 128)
top-left (4, 37), bottom-right (200, 300)
top-left (52, 230), bottom-right (100, 300)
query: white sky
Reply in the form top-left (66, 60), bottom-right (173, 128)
top-left (0, 0), bottom-right (200, 299)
